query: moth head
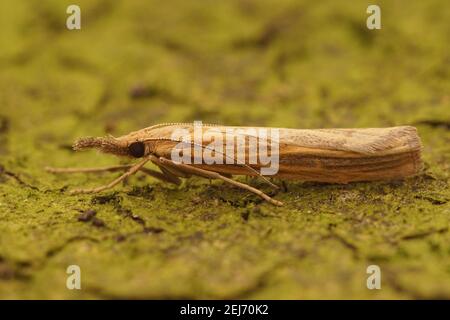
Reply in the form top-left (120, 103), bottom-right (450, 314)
top-left (73, 136), bottom-right (149, 158)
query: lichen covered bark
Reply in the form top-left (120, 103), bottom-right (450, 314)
top-left (0, 0), bottom-right (449, 299)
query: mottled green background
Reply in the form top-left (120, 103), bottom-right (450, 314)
top-left (0, 0), bottom-right (449, 299)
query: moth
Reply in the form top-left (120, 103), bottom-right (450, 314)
top-left (46, 123), bottom-right (423, 206)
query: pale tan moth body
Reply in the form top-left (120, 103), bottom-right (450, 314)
top-left (46, 124), bottom-right (423, 206)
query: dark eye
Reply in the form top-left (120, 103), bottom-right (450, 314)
top-left (128, 142), bottom-right (145, 158)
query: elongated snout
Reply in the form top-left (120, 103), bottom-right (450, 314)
top-left (73, 136), bottom-right (129, 156)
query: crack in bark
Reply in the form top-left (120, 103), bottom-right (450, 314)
top-left (0, 165), bottom-right (39, 190)
top-left (322, 232), bottom-right (359, 259)
top-left (400, 227), bottom-right (449, 241)
top-left (45, 236), bottom-right (100, 258)
top-left (414, 195), bottom-right (448, 205)
top-left (416, 120), bottom-right (450, 130)
top-left (0, 256), bottom-right (31, 281)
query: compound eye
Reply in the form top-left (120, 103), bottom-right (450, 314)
top-left (128, 141), bottom-right (146, 158)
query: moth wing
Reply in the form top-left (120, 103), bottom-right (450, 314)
top-left (139, 124), bottom-right (422, 156)
top-left (276, 126), bottom-right (422, 155)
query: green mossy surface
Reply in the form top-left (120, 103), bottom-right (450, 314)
top-left (1, 0), bottom-right (450, 299)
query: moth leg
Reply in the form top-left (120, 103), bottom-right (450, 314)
top-left (149, 155), bottom-right (191, 178)
top-left (158, 157), bottom-right (283, 206)
top-left (45, 165), bottom-right (132, 174)
top-left (139, 168), bottom-right (181, 185)
top-left (46, 164), bottom-right (179, 185)
top-left (69, 157), bottom-right (150, 194)
top-left (150, 157), bottom-right (228, 179)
